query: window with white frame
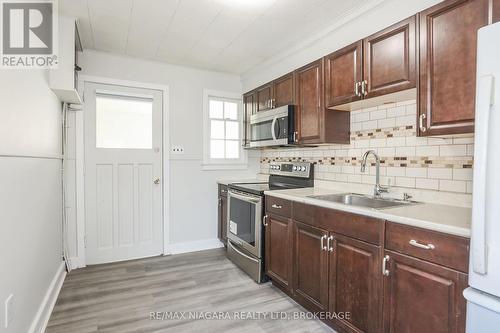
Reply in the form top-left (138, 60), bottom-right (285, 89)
top-left (203, 90), bottom-right (246, 168)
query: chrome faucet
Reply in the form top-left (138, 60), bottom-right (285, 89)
top-left (360, 150), bottom-right (389, 197)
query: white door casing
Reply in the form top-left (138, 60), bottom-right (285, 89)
top-left (84, 82), bottom-right (163, 264)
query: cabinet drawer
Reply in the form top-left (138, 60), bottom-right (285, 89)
top-left (293, 202), bottom-right (383, 245)
top-left (218, 184), bottom-right (228, 197)
top-left (385, 222), bottom-right (469, 273)
top-left (266, 196), bottom-right (291, 218)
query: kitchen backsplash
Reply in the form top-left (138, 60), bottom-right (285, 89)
top-left (260, 100), bottom-right (474, 195)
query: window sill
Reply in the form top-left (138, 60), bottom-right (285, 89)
top-left (202, 164), bottom-right (248, 171)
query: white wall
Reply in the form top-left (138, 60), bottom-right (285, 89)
top-left (0, 71), bottom-right (63, 332)
top-left (241, 0), bottom-right (442, 91)
top-left (76, 50), bottom-right (260, 257)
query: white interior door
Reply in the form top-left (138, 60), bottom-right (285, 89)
top-left (84, 82), bottom-right (163, 264)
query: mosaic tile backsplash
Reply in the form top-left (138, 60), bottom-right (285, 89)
top-left (260, 100), bottom-right (475, 194)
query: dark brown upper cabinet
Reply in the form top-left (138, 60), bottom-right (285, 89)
top-left (242, 91), bottom-right (255, 147)
top-left (295, 59), bottom-right (324, 144)
top-left (363, 16), bottom-right (416, 99)
top-left (324, 41), bottom-right (363, 107)
top-left (493, 0), bottom-right (500, 22)
top-left (418, 0), bottom-right (489, 136)
top-left (294, 60), bottom-right (351, 145)
top-left (253, 72), bottom-right (294, 112)
top-left (256, 83), bottom-right (273, 112)
top-left (325, 17), bottom-right (416, 110)
top-left (273, 73), bottom-right (294, 108)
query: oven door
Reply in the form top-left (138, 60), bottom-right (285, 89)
top-left (227, 189), bottom-right (262, 258)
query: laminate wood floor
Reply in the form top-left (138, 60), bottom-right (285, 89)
top-left (46, 248), bottom-right (334, 333)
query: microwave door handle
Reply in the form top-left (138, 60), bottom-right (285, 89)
top-left (271, 117), bottom-right (277, 141)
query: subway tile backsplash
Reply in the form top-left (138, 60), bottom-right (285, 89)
top-left (260, 100), bottom-right (474, 195)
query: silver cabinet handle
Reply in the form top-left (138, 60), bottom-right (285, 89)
top-left (293, 131), bottom-right (299, 143)
top-left (320, 235), bottom-right (327, 251)
top-left (271, 204), bottom-right (282, 209)
top-left (361, 80), bottom-right (368, 96)
top-left (419, 114), bottom-right (427, 133)
top-left (409, 239), bottom-right (435, 250)
top-left (263, 215), bottom-right (269, 227)
top-left (355, 81), bottom-right (361, 97)
top-left (382, 255), bottom-right (390, 276)
top-left (327, 235), bottom-right (334, 252)
top-left (153, 177), bottom-right (160, 185)
top-left (218, 198), bottom-right (222, 206)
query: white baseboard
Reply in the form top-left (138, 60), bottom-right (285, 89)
top-left (68, 256), bottom-right (85, 270)
top-left (29, 261), bottom-right (66, 333)
top-left (168, 238), bottom-right (224, 255)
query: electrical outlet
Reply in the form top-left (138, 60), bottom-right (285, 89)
top-left (4, 294), bottom-right (13, 328)
top-left (171, 146), bottom-right (185, 154)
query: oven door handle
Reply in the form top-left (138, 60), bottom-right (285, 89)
top-left (271, 117), bottom-right (277, 141)
top-left (228, 240), bottom-right (259, 263)
top-left (228, 190), bottom-right (261, 204)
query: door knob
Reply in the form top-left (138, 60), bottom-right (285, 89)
top-left (153, 178), bottom-right (160, 185)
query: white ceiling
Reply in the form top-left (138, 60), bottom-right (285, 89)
top-left (61, 0), bottom-right (375, 74)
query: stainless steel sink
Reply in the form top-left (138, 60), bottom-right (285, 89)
top-left (307, 193), bottom-right (418, 209)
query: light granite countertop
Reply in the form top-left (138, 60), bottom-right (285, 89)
top-left (264, 187), bottom-right (472, 238)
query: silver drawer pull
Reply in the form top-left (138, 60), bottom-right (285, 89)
top-left (271, 204), bottom-right (282, 209)
top-left (382, 255), bottom-right (390, 276)
top-left (409, 239), bottom-right (435, 250)
top-left (320, 235), bottom-right (327, 251)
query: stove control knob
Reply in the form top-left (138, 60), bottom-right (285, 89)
top-left (293, 166), bottom-right (298, 171)
top-left (301, 166), bottom-right (306, 171)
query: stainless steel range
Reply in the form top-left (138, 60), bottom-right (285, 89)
top-left (226, 162), bottom-right (314, 283)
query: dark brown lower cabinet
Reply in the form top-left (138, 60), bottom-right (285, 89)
top-left (293, 221), bottom-right (329, 312)
top-left (265, 214), bottom-right (292, 292)
top-left (217, 187), bottom-right (227, 246)
top-left (329, 235), bottom-right (382, 333)
top-left (383, 250), bottom-right (468, 333)
top-left (264, 197), bottom-right (468, 333)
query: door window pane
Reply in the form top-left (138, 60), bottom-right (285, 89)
top-left (96, 94), bottom-right (152, 149)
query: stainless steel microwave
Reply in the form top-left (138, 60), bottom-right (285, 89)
top-left (249, 105), bottom-right (296, 148)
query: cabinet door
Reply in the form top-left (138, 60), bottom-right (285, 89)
top-left (494, 0), bottom-right (500, 23)
top-left (265, 214), bottom-right (292, 291)
top-left (256, 83), bottom-right (273, 112)
top-left (329, 235), bottom-right (382, 333)
top-left (324, 41), bottom-right (363, 108)
top-left (217, 195), bottom-right (227, 245)
top-left (273, 73), bottom-right (294, 107)
top-left (418, 0), bottom-right (489, 136)
top-left (295, 59), bottom-right (324, 144)
top-left (383, 250), bottom-right (468, 333)
top-left (363, 16), bottom-right (416, 99)
top-left (293, 221), bottom-right (329, 312)
top-left (243, 92), bottom-right (255, 147)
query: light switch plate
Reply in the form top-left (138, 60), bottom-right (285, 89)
top-left (171, 146), bottom-right (185, 154)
